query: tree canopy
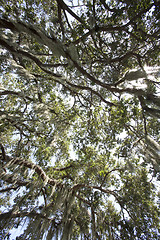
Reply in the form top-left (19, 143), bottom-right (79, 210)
top-left (0, 0), bottom-right (160, 239)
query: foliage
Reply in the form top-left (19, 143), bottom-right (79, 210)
top-left (0, 0), bottom-right (160, 239)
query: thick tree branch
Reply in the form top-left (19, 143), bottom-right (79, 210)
top-left (3, 156), bottom-right (58, 186)
top-left (0, 36), bottom-right (62, 78)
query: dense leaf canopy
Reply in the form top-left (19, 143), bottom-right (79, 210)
top-left (0, 0), bottom-right (160, 239)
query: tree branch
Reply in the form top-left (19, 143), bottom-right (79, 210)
top-left (3, 156), bottom-right (58, 186)
top-left (56, 0), bottom-right (87, 27)
top-left (0, 90), bottom-right (34, 101)
top-left (0, 210), bottom-right (56, 223)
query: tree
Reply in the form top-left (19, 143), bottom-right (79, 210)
top-left (0, 0), bottom-right (160, 239)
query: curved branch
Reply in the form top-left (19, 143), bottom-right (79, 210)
top-left (0, 36), bottom-right (62, 78)
top-left (4, 156), bottom-right (58, 186)
top-left (100, 168), bottom-right (120, 187)
top-left (72, 183), bottom-right (119, 201)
